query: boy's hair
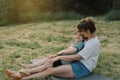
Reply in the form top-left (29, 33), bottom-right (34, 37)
top-left (74, 31), bottom-right (84, 42)
top-left (77, 17), bottom-right (96, 33)
top-left (74, 31), bottom-right (79, 35)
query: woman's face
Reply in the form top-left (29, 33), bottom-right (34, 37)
top-left (74, 32), bottom-right (83, 42)
top-left (79, 31), bottom-right (88, 40)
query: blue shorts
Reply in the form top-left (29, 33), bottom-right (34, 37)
top-left (71, 60), bottom-right (91, 79)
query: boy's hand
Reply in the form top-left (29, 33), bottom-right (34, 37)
top-left (52, 56), bottom-right (61, 62)
top-left (56, 52), bottom-right (62, 55)
top-left (48, 51), bottom-right (63, 59)
top-left (48, 54), bottom-right (58, 58)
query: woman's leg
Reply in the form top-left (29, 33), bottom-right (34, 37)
top-left (20, 65), bottom-right (75, 80)
top-left (20, 58), bottom-right (49, 69)
top-left (6, 64), bottom-right (52, 80)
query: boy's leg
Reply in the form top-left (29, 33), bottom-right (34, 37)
top-left (30, 59), bottom-right (42, 63)
top-left (19, 59), bottom-right (53, 75)
top-left (20, 65), bottom-right (75, 80)
top-left (20, 58), bottom-right (49, 68)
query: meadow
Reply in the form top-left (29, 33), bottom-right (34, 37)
top-left (0, 18), bottom-right (120, 80)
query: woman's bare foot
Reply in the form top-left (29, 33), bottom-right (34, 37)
top-left (6, 69), bottom-right (21, 79)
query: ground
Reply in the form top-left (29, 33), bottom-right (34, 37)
top-left (0, 18), bottom-right (119, 80)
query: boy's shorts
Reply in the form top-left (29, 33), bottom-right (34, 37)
top-left (53, 60), bottom-right (63, 67)
top-left (71, 60), bottom-right (91, 79)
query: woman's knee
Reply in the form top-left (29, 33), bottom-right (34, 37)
top-left (44, 67), bottom-right (54, 75)
top-left (45, 66), bottom-right (62, 76)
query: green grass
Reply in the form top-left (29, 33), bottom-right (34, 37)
top-left (0, 18), bottom-right (120, 80)
top-left (104, 10), bottom-right (120, 21)
top-left (0, 43), bottom-right (4, 49)
top-left (5, 39), bottom-right (41, 50)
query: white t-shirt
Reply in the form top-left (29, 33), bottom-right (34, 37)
top-left (78, 36), bottom-right (100, 72)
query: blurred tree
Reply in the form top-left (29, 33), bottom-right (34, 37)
top-left (104, 0), bottom-right (120, 21)
top-left (7, 0), bottom-right (21, 23)
top-left (1, 0), bottom-right (118, 25)
top-left (74, 0), bottom-right (112, 15)
top-left (0, 0), bottom-right (9, 25)
top-left (112, 0), bottom-right (120, 10)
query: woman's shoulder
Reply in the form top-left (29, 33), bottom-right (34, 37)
top-left (86, 36), bottom-right (100, 47)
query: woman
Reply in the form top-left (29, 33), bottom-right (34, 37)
top-left (7, 17), bottom-right (101, 80)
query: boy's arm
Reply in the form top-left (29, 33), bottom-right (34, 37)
top-left (48, 47), bottom-right (77, 58)
top-left (56, 47), bottom-right (77, 55)
top-left (50, 42), bottom-right (84, 58)
top-left (56, 42), bottom-right (84, 55)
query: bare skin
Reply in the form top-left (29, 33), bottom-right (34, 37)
top-left (20, 64), bottom-right (75, 80)
top-left (19, 54), bottom-right (82, 80)
top-left (6, 59), bottom-right (53, 80)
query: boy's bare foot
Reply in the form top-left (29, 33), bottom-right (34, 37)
top-left (44, 59), bottom-right (53, 68)
top-left (30, 59), bottom-right (42, 63)
top-left (19, 63), bottom-right (31, 69)
top-left (19, 69), bottom-right (30, 76)
top-left (6, 69), bottom-right (21, 79)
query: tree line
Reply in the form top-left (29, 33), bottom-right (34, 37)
top-left (0, 0), bottom-right (120, 25)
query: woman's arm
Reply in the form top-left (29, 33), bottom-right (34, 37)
top-left (53, 54), bottom-right (83, 62)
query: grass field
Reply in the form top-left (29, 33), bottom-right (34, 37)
top-left (0, 18), bottom-right (120, 80)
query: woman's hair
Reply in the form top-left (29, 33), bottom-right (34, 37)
top-left (77, 17), bottom-right (96, 33)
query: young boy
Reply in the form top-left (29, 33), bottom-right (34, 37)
top-left (6, 31), bottom-right (84, 79)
